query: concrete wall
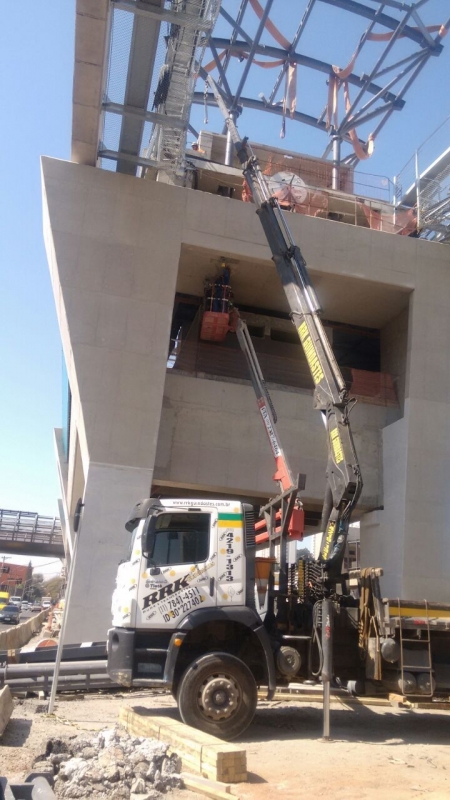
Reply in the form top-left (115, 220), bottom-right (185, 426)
top-left (381, 307), bottom-right (409, 412)
top-left (41, 153), bottom-right (450, 640)
top-left (362, 242), bottom-right (450, 602)
top-left (155, 371), bottom-right (395, 511)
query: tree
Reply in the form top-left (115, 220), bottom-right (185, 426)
top-left (28, 573), bottom-right (45, 600)
top-left (42, 576), bottom-right (64, 601)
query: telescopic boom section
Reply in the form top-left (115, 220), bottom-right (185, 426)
top-left (236, 318), bottom-right (295, 495)
top-left (204, 75), bottom-right (363, 580)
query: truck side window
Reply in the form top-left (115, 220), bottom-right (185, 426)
top-left (151, 513), bottom-right (210, 566)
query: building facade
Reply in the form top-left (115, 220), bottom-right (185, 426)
top-left (41, 123), bottom-right (450, 641)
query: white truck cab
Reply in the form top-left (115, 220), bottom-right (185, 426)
top-left (111, 498), bottom-right (248, 632)
top-left (107, 497), bottom-right (276, 739)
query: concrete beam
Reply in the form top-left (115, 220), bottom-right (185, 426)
top-left (72, 0), bottom-right (110, 166)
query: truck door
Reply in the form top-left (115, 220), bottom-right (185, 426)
top-left (136, 507), bottom-right (219, 630)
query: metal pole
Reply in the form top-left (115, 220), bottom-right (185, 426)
top-left (321, 598), bottom-right (334, 740)
top-left (331, 135), bottom-right (341, 191)
top-left (225, 112), bottom-right (236, 166)
top-left (393, 174), bottom-right (397, 229)
top-left (415, 149), bottom-right (421, 230)
top-left (47, 503), bottom-right (83, 714)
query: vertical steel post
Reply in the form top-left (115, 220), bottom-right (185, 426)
top-left (225, 112), bottom-right (236, 166)
top-left (331, 135), bottom-right (341, 192)
top-left (415, 149), bottom-right (421, 230)
top-left (47, 503), bottom-right (83, 714)
top-left (393, 174), bottom-right (397, 229)
top-left (321, 598), bottom-right (334, 740)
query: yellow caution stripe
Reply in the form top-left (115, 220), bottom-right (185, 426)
top-left (298, 322), bottom-right (324, 385)
top-left (389, 606), bottom-right (450, 619)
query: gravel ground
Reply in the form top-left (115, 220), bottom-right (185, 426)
top-left (0, 690), bottom-right (449, 799)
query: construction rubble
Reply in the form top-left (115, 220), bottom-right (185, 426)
top-left (33, 724), bottom-right (182, 799)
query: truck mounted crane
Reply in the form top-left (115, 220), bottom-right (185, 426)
top-left (202, 73), bottom-right (362, 582)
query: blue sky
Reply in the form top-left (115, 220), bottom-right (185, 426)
top-left (0, 0), bottom-right (449, 540)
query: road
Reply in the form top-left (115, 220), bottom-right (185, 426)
top-left (0, 609), bottom-right (42, 633)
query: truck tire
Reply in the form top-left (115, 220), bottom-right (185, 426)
top-left (177, 652), bottom-right (257, 740)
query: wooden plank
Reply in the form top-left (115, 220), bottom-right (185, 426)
top-left (119, 707), bottom-right (247, 783)
top-left (181, 773), bottom-right (234, 799)
top-left (257, 691), bottom-right (391, 707)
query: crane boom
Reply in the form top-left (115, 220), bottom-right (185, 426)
top-left (203, 73), bottom-right (362, 580)
top-left (236, 318), bottom-right (295, 494)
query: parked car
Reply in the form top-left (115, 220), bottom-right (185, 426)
top-left (0, 605), bottom-right (21, 625)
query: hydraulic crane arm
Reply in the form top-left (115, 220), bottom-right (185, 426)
top-left (203, 73), bottom-right (362, 580)
top-left (236, 317), bottom-right (295, 495)
top-left (235, 317), bottom-right (304, 545)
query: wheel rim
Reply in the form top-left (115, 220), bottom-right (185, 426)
top-left (198, 672), bottom-right (241, 721)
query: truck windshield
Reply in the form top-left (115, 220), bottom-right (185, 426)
top-left (151, 513), bottom-right (210, 566)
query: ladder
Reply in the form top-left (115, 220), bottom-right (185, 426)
top-left (397, 599), bottom-right (434, 696)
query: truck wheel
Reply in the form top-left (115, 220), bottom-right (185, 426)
top-left (177, 652), bottom-right (257, 740)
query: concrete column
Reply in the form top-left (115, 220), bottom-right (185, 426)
top-left (42, 157), bottom-right (185, 641)
top-left (362, 241), bottom-right (450, 602)
top-left (64, 463), bottom-right (153, 642)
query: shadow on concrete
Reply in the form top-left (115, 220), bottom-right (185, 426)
top-left (1, 719), bottom-right (32, 748)
top-left (244, 703), bottom-right (450, 746)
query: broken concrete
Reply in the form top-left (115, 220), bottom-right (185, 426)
top-left (35, 724), bottom-right (182, 799)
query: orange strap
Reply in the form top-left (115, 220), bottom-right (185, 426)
top-left (331, 22), bottom-right (448, 83)
top-left (248, 0), bottom-right (291, 50)
top-left (332, 47), bottom-right (359, 80)
top-left (343, 81), bottom-right (374, 160)
top-left (202, 50), bottom-right (227, 73)
top-left (367, 23), bottom-right (448, 42)
top-left (326, 74), bottom-right (339, 129)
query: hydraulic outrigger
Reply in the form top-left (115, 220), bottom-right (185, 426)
top-left (202, 72), bottom-right (362, 583)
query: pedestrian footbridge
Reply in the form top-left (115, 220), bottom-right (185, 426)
top-left (0, 510), bottom-right (64, 558)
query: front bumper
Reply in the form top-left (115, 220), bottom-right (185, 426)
top-left (107, 627), bottom-right (135, 686)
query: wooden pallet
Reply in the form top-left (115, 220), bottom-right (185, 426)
top-left (119, 706), bottom-right (247, 783)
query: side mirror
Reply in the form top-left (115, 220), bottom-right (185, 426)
top-left (73, 498), bottom-right (84, 533)
top-left (142, 516), bottom-right (157, 559)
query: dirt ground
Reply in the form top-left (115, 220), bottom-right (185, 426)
top-left (0, 690), bottom-right (449, 799)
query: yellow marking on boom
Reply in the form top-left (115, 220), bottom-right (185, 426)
top-left (330, 428), bottom-right (344, 464)
top-left (298, 322), bottom-right (324, 385)
top-left (321, 520), bottom-right (336, 560)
